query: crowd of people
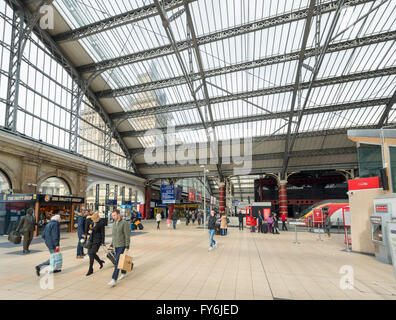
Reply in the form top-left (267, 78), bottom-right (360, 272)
top-left (238, 210), bottom-right (289, 234)
top-left (33, 208), bottom-right (131, 287)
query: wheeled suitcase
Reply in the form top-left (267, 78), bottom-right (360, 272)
top-left (138, 223), bottom-right (144, 230)
top-left (263, 224), bottom-right (268, 234)
top-left (103, 247), bottom-right (116, 265)
top-left (8, 231), bottom-right (22, 244)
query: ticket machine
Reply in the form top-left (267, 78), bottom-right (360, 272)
top-left (370, 194), bottom-right (396, 264)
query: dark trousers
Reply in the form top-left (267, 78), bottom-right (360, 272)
top-left (282, 221), bottom-right (287, 231)
top-left (173, 220), bottom-right (177, 229)
top-left (88, 244), bottom-right (102, 271)
top-left (77, 237), bottom-right (85, 256)
top-left (37, 248), bottom-right (55, 271)
top-left (157, 221), bottom-right (160, 229)
top-left (112, 247), bottom-right (127, 280)
top-left (239, 221), bottom-right (243, 230)
top-left (23, 231), bottom-right (33, 251)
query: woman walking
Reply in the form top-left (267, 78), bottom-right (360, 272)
top-left (85, 212), bottom-right (105, 276)
top-left (220, 215), bottom-right (228, 236)
top-left (156, 212), bottom-right (162, 230)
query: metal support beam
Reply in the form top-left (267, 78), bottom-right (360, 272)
top-left (283, 0), bottom-right (317, 179)
top-left (377, 89), bottom-right (396, 128)
top-left (130, 125), bottom-right (378, 156)
top-left (110, 67), bottom-right (396, 121)
top-left (53, 0), bottom-right (195, 42)
top-left (78, 0), bottom-right (374, 74)
top-left (120, 98), bottom-right (388, 138)
top-left (96, 30), bottom-right (396, 98)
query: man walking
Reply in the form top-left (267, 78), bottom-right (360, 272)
top-left (171, 209), bottom-right (178, 230)
top-left (156, 211), bottom-right (162, 230)
top-left (35, 215), bottom-right (61, 276)
top-left (16, 208), bottom-right (37, 254)
top-left (324, 211), bottom-right (331, 238)
top-left (281, 212), bottom-right (288, 231)
top-left (238, 211), bottom-right (244, 230)
top-left (76, 209), bottom-right (89, 259)
top-left (108, 209), bottom-right (131, 287)
top-left (208, 210), bottom-right (219, 251)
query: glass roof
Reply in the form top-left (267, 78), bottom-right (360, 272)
top-left (53, 0), bottom-right (396, 150)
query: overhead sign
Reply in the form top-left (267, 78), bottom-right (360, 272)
top-left (161, 184), bottom-right (182, 204)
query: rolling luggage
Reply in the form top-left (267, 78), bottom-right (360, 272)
top-left (263, 224), bottom-right (268, 234)
top-left (103, 246), bottom-right (116, 265)
top-left (8, 231), bottom-right (22, 245)
top-left (138, 223), bottom-right (144, 230)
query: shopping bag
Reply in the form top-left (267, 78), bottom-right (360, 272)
top-left (177, 219), bottom-right (181, 225)
top-left (49, 252), bottom-right (63, 272)
top-left (118, 252), bottom-right (133, 272)
top-left (8, 231), bottom-right (22, 245)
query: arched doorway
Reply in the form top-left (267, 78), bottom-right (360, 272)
top-left (0, 170), bottom-right (11, 194)
top-left (39, 177), bottom-right (71, 196)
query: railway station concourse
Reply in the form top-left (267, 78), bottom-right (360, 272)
top-left (0, 0), bottom-right (396, 302)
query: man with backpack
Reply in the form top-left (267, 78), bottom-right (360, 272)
top-left (16, 208), bottom-right (37, 254)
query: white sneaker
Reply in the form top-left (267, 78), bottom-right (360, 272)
top-left (118, 274), bottom-right (126, 281)
top-left (208, 247), bottom-right (213, 252)
top-left (84, 254), bottom-right (89, 259)
top-left (107, 279), bottom-right (117, 287)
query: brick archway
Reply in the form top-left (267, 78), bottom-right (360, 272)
top-left (37, 172), bottom-right (76, 196)
top-left (0, 161), bottom-right (19, 192)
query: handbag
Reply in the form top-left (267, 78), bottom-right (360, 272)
top-left (83, 235), bottom-right (92, 249)
top-left (50, 251), bottom-right (63, 271)
top-left (8, 231), bottom-right (22, 245)
top-left (177, 219), bottom-right (181, 225)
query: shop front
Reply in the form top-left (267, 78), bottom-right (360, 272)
top-left (0, 194), bottom-right (84, 236)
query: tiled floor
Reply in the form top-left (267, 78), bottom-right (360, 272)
top-left (1, 221), bottom-right (396, 300)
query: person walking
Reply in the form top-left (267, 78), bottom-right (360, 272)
top-left (192, 211), bottom-right (196, 225)
top-left (85, 212), bottom-right (106, 276)
top-left (156, 211), bottom-right (162, 230)
top-left (76, 209), bottom-right (89, 259)
top-left (238, 211), bottom-right (244, 230)
top-left (257, 210), bottom-right (263, 233)
top-left (197, 211), bottom-right (202, 225)
top-left (281, 212), bottom-right (288, 231)
top-left (172, 210), bottom-right (178, 230)
top-left (267, 214), bottom-right (274, 234)
top-left (220, 215), bottom-right (228, 236)
top-left (208, 210), bottom-right (219, 251)
top-left (324, 212), bottom-right (331, 238)
top-left (16, 208), bottom-right (37, 254)
top-left (35, 215), bottom-right (61, 276)
top-left (108, 209), bottom-right (131, 287)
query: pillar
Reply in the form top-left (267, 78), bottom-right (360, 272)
top-left (279, 180), bottom-right (288, 218)
top-left (144, 186), bottom-right (151, 220)
top-left (219, 182), bottom-right (225, 216)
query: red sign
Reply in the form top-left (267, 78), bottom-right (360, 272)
top-left (376, 205), bottom-right (388, 213)
top-left (348, 177), bottom-right (380, 191)
top-left (246, 216), bottom-right (257, 226)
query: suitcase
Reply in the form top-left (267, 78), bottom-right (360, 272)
top-left (8, 231), bottom-right (22, 245)
top-left (103, 247), bottom-right (116, 265)
top-left (138, 223), bottom-right (144, 230)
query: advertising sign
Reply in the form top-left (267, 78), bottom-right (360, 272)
top-left (161, 185), bottom-right (182, 204)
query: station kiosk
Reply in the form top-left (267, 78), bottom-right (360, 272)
top-left (370, 194), bottom-right (396, 264)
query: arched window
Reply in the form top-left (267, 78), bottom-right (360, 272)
top-left (0, 170), bottom-right (11, 194)
top-left (39, 177), bottom-right (71, 196)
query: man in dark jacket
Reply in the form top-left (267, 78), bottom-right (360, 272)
top-left (76, 209), bottom-right (89, 259)
top-left (35, 215), bottom-right (61, 276)
top-left (238, 211), bottom-right (244, 230)
top-left (16, 208), bottom-right (37, 254)
top-left (171, 210), bottom-right (178, 230)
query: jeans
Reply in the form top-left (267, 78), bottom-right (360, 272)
top-left (239, 221), bottom-right (243, 230)
top-left (208, 229), bottom-right (216, 248)
top-left (173, 220), bottom-right (177, 229)
top-left (112, 247), bottom-right (127, 280)
top-left (77, 237), bottom-right (85, 256)
top-left (37, 248), bottom-right (55, 270)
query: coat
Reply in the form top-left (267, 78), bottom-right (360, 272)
top-left (77, 215), bottom-right (86, 239)
top-left (42, 220), bottom-right (60, 251)
top-left (220, 216), bottom-right (228, 229)
top-left (17, 214), bottom-right (37, 233)
top-left (110, 219), bottom-right (131, 249)
top-left (85, 219), bottom-right (105, 245)
top-left (172, 211), bottom-right (178, 221)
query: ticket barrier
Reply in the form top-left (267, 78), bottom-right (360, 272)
top-left (370, 194), bottom-right (396, 264)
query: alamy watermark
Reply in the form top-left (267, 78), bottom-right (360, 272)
top-left (39, 266), bottom-right (54, 290)
top-left (39, 5), bottom-right (54, 30)
top-left (339, 265), bottom-right (354, 290)
top-left (143, 122), bottom-right (253, 175)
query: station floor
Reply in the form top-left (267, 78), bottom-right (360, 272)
top-left (1, 220), bottom-right (396, 300)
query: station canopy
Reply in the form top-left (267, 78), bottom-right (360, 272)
top-left (26, 0), bottom-right (396, 198)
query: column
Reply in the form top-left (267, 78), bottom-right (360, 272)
top-left (219, 182), bottom-right (225, 216)
top-left (144, 186), bottom-right (151, 220)
top-left (279, 180), bottom-right (288, 218)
